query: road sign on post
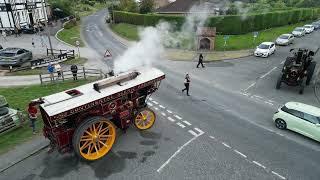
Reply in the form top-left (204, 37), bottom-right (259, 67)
top-left (253, 32), bottom-right (259, 48)
top-left (75, 40), bottom-right (80, 58)
top-left (223, 35), bottom-right (230, 52)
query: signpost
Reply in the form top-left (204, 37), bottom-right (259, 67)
top-left (223, 35), bottom-right (230, 52)
top-left (104, 49), bottom-right (112, 58)
top-left (253, 31), bottom-right (259, 47)
top-left (75, 40), bottom-right (80, 58)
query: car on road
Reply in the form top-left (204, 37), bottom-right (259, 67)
top-left (0, 48), bottom-right (32, 66)
top-left (312, 22), bottom-right (320, 30)
top-left (304, 24), bottom-right (314, 34)
top-left (275, 34), bottom-right (294, 46)
top-left (292, 27), bottom-right (306, 37)
top-left (254, 42), bottom-right (276, 57)
top-left (273, 102), bottom-right (320, 142)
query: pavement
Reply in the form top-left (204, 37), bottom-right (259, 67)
top-left (1, 9), bottom-right (320, 180)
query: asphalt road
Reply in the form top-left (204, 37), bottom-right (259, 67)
top-left (2, 9), bottom-right (320, 180)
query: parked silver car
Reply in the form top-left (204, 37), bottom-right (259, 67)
top-left (0, 48), bottom-right (32, 66)
top-left (276, 34), bottom-right (294, 46)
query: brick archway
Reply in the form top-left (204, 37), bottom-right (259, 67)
top-left (199, 38), bottom-right (211, 50)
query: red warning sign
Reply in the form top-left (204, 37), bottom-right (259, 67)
top-left (104, 49), bottom-right (112, 58)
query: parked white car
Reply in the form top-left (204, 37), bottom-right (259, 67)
top-left (273, 102), bottom-right (320, 142)
top-left (292, 27), bottom-right (306, 37)
top-left (304, 24), bottom-right (314, 33)
top-left (254, 42), bottom-right (276, 57)
top-left (275, 34), bottom-right (294, 46)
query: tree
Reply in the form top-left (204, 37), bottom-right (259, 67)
top-left (119, 0), bottom-right (139, 12)
top-left (139, 0), bottom-right (154, 14)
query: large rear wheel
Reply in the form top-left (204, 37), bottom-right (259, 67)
top-left (134, 108), bottom-right (156, 130)
top-left (73, 116), bottom-right (116, 161)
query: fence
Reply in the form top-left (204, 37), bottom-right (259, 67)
top-left (39, 67), bottom-right (104, 84)
top-left (29, 49), bottom-right (75, 68)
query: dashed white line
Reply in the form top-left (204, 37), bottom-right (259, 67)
top-left (194, 128), bottom-right (204, 135)
top-left (253, 95), bottom-right (264, 99)
top-left (182, 121), bottom-right (192, 126)
top-left (147, 102), bottom-right (153, 106)
top-left (260, 67), bottom-right (277, 79)
top-left (157, 133), bottom-right (203, 173)
top-left (152, 101), bottom-right (159, 105)
top-left (209, 136), bottom-right (216, 139)
top-left (166, 110), bottom-right (172, 114)
top-left (233, 150), bottom-right (247, 158)
top-left (276, 133), bottom-right (284, 136)
top-left (188, 130), bottom-right (198, 136)
top-left (174, 115), bottom-right (182, 120)
top-left (161, 112), bottom-right (166, 116)
top-left (159, 105), bottom-right (165, 109)
top-left (222, 142), bottom-right (231, 149)
top-left (167, 117), bottom-right (176, 122)
top-left (265, 101), bottom-right (274, 105)
top-left (176, 122), bottom-right (186, 128)
top-left (252, 161), bottom-right (266, 169)
top-left (154, 107), bottom-right (159, 110)
top-left (272, 171), bottom-right (286, 180)
top-left (280, 60), bottom-right (285, 64)
top-left (244, 82), bottom-right (256, 91)
top-left (149, 97), bottom-right (153, 100)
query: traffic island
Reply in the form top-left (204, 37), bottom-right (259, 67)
top-left (165, 49), bottom-right (252, 62)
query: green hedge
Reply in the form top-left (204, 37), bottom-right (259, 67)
top-left (114, 8), bottom-right (320, 35)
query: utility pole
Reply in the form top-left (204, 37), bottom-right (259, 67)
top-left (41, 0), bottom-right (54, 56)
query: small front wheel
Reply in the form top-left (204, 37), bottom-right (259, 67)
top-left (134, 107), bottom-right (156, 130)
top-left (275, 119), bottom-right (286, 130)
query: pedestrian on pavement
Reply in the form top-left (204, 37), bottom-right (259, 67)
top-left (47, 63), bottom-right (55, 81)
top-left (2, 30), bottom-right (7, 41)
top-left (55, 63), bottom-right (62, 79)
top-left (71, 64), bottom-right (78, 80)
top-left (197, 53), bottom-right (205, 68)
top-left (14, 27), bottom-right (21, 37)
top-left (28, 103), bottom-right (38, 135)
top-left (182, 73), bottom-right (190, 96)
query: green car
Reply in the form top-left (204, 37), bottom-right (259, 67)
top-left (273, 102), bottom-right (320, 142)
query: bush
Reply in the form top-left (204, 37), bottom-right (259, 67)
top-left (114, 8), bottom-right (320, 35)
top-left (63, 19), bottom-right (77, 29)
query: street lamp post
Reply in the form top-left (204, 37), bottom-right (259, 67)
top-left (40, 0), bottom-right (54, 56)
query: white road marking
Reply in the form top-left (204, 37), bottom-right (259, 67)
top-left (260, 67), bottom-right (277, 79)
top-left (167, 117), bottom-right (176, 122)
top-left (154, 107), bottom-right (159, 110)
top-left (159, 105), bottom-right (165, 109)
top-left (147, 102), bottom-right (153, 106)
top-left (233, 150), bottom-right (247, 158)
top-left (188, 130), bottom-right (198, 136)
top-left (152, 101), bottom-right (159, 105)
top-left (157, 133), bottom-right (204, 173)
top-left (266, 128), bottom-right (275, 133)
top-left (280, 60), bottom-right (285, 64)
top-left (253, 95), bottom-right (264, 99)
top-left (276, 133), bottom-right (284, 136)
top-left (166, 110), bottom-right (172, 114)
top-left (265, 101), bottom-right (274, 105)
top-left (272, 171), bottom-right (286, 179)
top-left (161, 112), bottom-right (166, 116)
top-left (222, 142), bottom-right (231, 148)
top-left (244, 82), bottom-right (256, 92)
top-left (182, 120), bottom-right (192, 126)
top-left (174, 115), bottom-right (182, 120)
top-left (194, 128), bottom-right (204, 135)
top-left (149, 97), bottom-right (153, 100)
top-left (98, 31), bottom-right (103, 37)
top-left (176, 122), bottom-right (186, 128)
top-left (252, 161), bottom-right (266, 169)
top-left (209, 136), bottom-right (216, 139)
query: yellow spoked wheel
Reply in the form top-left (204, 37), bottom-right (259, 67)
top-left (134, 108), bottom-right (156, 130)
top-left (73, 117), bottom-right (116, 161)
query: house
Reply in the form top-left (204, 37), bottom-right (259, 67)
top-left (0, 0), bottom-right (50, 31)
top-left (154, 0), bottom-right (170, 9)
top-left (155, 0), bottom-right (225, 15)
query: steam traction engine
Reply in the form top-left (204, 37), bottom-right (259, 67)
top-left (276, 48), bottom-right (317, 94)
top-left (32, 68), bottom-right (165, 161)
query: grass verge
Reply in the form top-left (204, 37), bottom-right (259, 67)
top-left (6, 58), bottom-right (88, 76)
top-left (57, 23), bottom-right (84, 47)
top-left (110, 21), bottom-right (312, 51)
top-left (0, 79), bottom-right (92, 155)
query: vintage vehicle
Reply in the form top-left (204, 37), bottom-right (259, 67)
top-left (276, 48), bottom-right (317, 94)
top-left (0, 48), bottom-right (32, 66)
top-left (30, 67), bottom-right (165, 161)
